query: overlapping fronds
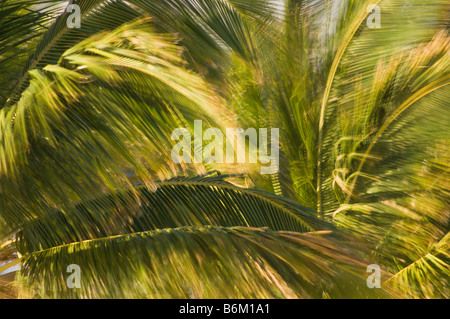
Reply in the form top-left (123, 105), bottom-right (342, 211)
top-left (0, 0), bottom-right (448, 299)
top-left (314, 0), bottom-right (450, 298)
top-left (0, 20), bottom-right (231, 235)
top-left (0, 0), bottom-right (68, 106)
top-left (1, 0), bottom-right (279, 108)
top-left (333, 87), bottom-right (450, 298)
top-left (12, 173), bottom-right (385, 299)
top-left (222, 0), bottom-right (449, 298)
top-left (16, 173), bottom-right (329, 253)
top-left (18, 226), bottom-right (391, 298)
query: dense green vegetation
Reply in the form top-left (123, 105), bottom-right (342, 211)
top-left (0, 0), bottom-right (448, 298)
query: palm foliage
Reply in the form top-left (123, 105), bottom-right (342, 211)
top-left (19, 226), bottom-right (383, 298)
top-left (0, 0), bottom-right (448, 298)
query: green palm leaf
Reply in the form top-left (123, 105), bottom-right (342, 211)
top-left (16, 173), bottom-right (329, 253)
top-left (18, 225), bottom-right (390, 298)
top-left (1, 0), bottom-right (448, 299)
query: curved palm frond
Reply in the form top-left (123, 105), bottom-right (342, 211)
top-left (0, 0), bottom-right (67, 106)
top-left (1, 0), bottom-right (278, 109)
top-left (16, 173), bottom-right (330, 254)
top-left (320, 0), bottom-right (449, 214)
top-left (333, 86), bottom-right (449, 298)
top-left (0, 20), bottom-right (232, 232)
top-left (18, 225), bottom-right (391, 298)
top-left (2, 0), bottom-right (141, 107)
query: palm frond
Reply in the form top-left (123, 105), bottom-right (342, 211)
top-left (333, 86), bottom-right (449, 298)
top-left (3, 0), bottom-right (142, 108)
top-left (16, 173), bottom-right (329, 253)
top-left (18, 225), bottom-right (391, 298)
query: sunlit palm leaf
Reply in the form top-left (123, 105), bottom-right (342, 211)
top-left (0, 21), bottom-right (228, 234)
